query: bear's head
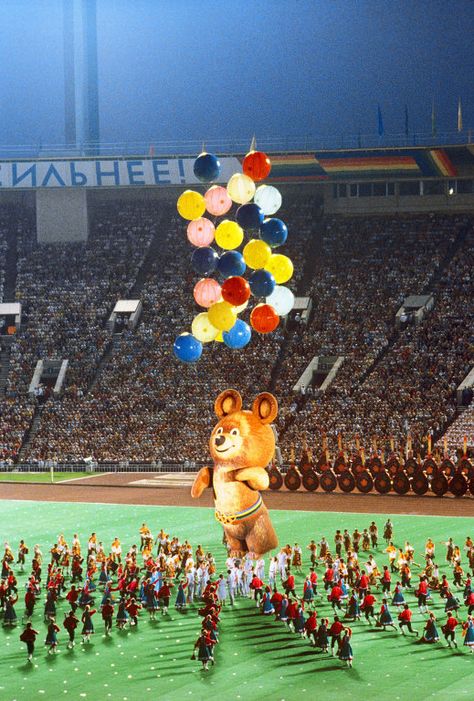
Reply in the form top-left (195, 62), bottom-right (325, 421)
top-left (209, 389), bottom-right (278, 469)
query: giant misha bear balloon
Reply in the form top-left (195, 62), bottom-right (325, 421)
top-left (191, 389), bottom-right (279, 558)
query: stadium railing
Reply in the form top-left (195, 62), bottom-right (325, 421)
top-left (7, 462), bottom-right (206, 474)
top-left (0, 130), bottom-right (472, 159)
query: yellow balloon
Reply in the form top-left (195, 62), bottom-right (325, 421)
top-left (214, 331), bottom-right (224, 343)
top-left (265, 254), bottom-right (294, 284)
top-left (215, 220), bottom-right (244, 250)
top-left (243, 239), bottom-right (271, 269)
top-left (177, 190), bottom-right (206, 220)
top-left (226, 173), bottom-right (256, 204)
top-left (191, 312), bottom-right (219, 343)
top-left (208, 300), bottom-right (237, 332)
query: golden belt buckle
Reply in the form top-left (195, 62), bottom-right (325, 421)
top-left (215, 510), bottom-right (236, 525)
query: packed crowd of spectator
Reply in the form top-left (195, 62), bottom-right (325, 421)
top-left (0, 193), bottom-right (471, 464)
top-left (0, 206), bottom-right (36, 464)
top-left (0, 201), bottom-right (171, 461)
top-left (275, 215), bottom-right (459, 401)
top-left (0, 226), bottom-right (7, 302)
top-left (0, 398), bottom-right (35, 464)
top-left (23, 192), bottom-right (315, 462)
top-left (281, 218), bottom-right (473, 458)
top-left (7, 202), bottom-right (162, 397)
top-left (441, 404), bottom-right (474, 454)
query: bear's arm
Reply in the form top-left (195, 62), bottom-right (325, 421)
top-left (191, 467), bottom-right (213, 499)
top-left (234, 467), bottom-right (269, 491)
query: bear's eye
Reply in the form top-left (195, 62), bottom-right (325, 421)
top-left (230, 428), bottom-right (240, 437)
top-left (216, 427), bottom-right (223, 435)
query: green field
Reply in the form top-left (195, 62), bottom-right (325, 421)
top-left (0, 500), bottom-right (473, 701)
top-left (0, 472), bottom-right (90, 483)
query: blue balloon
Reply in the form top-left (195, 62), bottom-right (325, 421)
top-left (223, 319), bottom-right (252, 349)
top-left (260, 218), bottom-right (288, 248)
top-left (249, 269), bottom-right (276, 298)
top-left (236, 203), bottom-right (264, 230)
top-left (217, 250), bottom-right (246, 278)
top-left (191, 246), bottom-right (219, 276)
top-left (193, 153), bottom-right (221, 182)
top-left (173, 333), bottom-right (203, 363)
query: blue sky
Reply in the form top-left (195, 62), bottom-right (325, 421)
top-left (0, 0), bottom-right (472, 146)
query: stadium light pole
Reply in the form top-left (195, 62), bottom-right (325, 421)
top-left (62, 0), bottom-right (100, 155)
top-left (63, 0), bottom-right (77, 148)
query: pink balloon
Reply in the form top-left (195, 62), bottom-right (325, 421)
top-left (187, 217), bottom-right (215, 247)
top-left (205, 185), bottom-right (232, 217)
top-left (193, 278), bottom-right (222, 308)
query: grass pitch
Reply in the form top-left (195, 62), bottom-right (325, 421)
top-left (0, 500), bottom-right (473, 701)
top-left (0, 472), bottom-right (90, 483)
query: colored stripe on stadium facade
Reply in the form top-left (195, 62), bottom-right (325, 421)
top-left (0, 146), bottom-right (469, 188)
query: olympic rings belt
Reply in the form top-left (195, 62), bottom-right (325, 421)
top-left (215, 495), bottom-right (263, 525)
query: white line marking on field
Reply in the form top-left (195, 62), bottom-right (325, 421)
top-left (55, 472), bottom-right (114, 483)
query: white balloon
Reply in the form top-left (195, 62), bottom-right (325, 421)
top-left (266, 285), bottom-right (295, 316)
top-left (254, 185), bottom-right (282, 215)
top-left (226, 173), bottom-right (255, 204)
top-left (191, 312), bottom-right (219, 343)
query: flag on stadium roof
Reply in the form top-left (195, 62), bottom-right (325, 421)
top-left (377, 104), bottom-right (384, 137)
top-left (458, 97), bottom-right (463, 132)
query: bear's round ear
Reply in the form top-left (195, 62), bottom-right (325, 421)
top-left (215, 389), bottom-right (243, 418)
top-left (252, 392), bottom-right (278, 424)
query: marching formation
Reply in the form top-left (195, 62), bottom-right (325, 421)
top-left (244, 519), bottom-right (474, 666)
top-left (243, 521), bottom-right (474, 664)
top-left (1, 518), bottom-right (473, 671)
top-left (2, 524), bottom-right (222, 663)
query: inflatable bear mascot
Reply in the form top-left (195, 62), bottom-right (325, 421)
top-left (191, 389), bottom-right (279, 558)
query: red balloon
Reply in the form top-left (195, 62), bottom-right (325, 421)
top-left (242, 150), bottom-right (272, 182)
top-left (250, 303), bottom-right (279, 333)
top-left (221, 276), bottom-right (251, 307)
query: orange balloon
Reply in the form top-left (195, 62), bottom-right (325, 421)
top-left (250, 303), bottom-right (279, 333)
top-left (242, 150), bottom-right (272, 182)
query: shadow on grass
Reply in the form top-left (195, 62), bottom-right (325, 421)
top-left (295, 663), bottom-right (342, 673)
top-left (366, 627), bottom-right (399, 634)
top-left (232, 614), bottom-right (261, 621)
top-left (283, 649), bottom-right (320, 659)
top-left (79, 642), bottom-right (96, 653)
top-left (17, 661), bottom-right (36, 673)
top-left (249, 644), bottom-right (302, 654)
top-left (242, 631), bottom-right (291, 640)
top-left (285, 659), bottom-right (363, 678)
top-left (407, 644), bottom-right (466, 656)
top-left (155, 665), bottom-right (217, 678)
top-left (43, 651), bottom-right (59, 662)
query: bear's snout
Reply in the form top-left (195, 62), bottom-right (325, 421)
top-left (214, 435), bottom-right (226, 447)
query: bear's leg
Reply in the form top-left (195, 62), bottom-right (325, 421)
top-left (245, 510), bottom-right (278, 558)
top-left (224, 527), bottom-right (247, 558)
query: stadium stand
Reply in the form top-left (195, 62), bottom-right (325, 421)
top-left (0, 192), bottom-right (471, 466)
top-left (278, 215), bottom-right (473, 458)
top-left (441, 404), bottom-right (474, 454)
top-left (20, 193), bottom-right (315, 463)
top-left (8, 202), bottom-right (162, 397)
top-left (0, 225), bottom-right (7, 303)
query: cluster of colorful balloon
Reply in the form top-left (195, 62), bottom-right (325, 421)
top-left (173, 149), bottom-right (295, 362)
